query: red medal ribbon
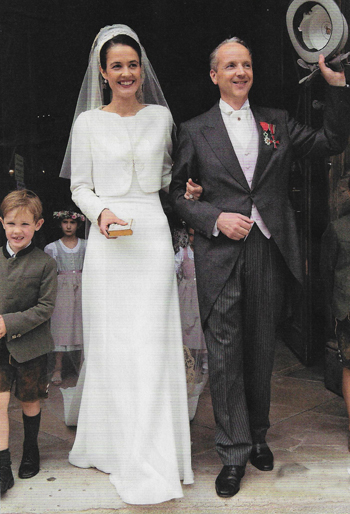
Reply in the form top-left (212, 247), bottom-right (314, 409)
top-left (259, 122), bottom-right (280, 148)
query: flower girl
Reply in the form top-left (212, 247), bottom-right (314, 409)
top-left (44, 206), bottom-right (86, 385)
top-left (175, 225), bottom-right (208, 420)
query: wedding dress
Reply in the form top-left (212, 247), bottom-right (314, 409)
top-left (68, 105), bottom-right (193, 505)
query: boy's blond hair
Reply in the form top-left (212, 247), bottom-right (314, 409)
top-left (0, 190), bottom-right (43, 222)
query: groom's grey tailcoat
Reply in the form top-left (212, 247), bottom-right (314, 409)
top-left (170, 86), bottom-right (350, 326)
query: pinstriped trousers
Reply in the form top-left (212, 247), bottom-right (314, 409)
top-left (204, 224), bottom-right (287, 466)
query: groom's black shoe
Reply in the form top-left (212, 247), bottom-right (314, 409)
top-left (250, 442), bottom-right (274, 471)
top-left (215, 465), bottom-right (245, 498)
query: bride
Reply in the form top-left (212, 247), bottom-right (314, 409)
top-left (60, 24), bottom-right (193, 505)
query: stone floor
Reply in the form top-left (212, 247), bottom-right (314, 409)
top-left (1, 341), bottom-right (350, 514)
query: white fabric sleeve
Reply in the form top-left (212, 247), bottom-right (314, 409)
top-left (70, 113), bottom-right (106, 225)
top-left (212, 220), bottom-right (220, 237)
top-left (161, 110), bottom-right (174, 193)
top-left (44, 242), bottom-right (58, 261)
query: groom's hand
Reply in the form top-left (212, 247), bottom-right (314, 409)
top-left (217, 213), bottom-right (253, 240)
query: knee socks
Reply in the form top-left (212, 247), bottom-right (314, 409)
top-left (22, 411), bottom-right (41, 449)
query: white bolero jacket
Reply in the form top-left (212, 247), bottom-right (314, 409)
top-left (70, 104), bottom-right (174, 224)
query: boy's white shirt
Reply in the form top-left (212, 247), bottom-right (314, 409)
top-left (6, 241), bottom-right (32, 257)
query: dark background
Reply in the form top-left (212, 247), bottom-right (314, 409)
top-left (1, 0), bottom-right (349, 364)
top-left (0, 0), bottom-right (301, 240)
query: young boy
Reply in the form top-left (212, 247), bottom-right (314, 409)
top-left (0, 190), bottom-right (57, 495)
top-left (321, 181), bottom-right (350, 451)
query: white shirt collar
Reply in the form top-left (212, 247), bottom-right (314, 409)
top-left (219, 98), bottom-right (251, 115)
top-left (6, 241), bottom-right (32, 257)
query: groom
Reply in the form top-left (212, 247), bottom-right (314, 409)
top-left (170, 37), bottom-right (350, 498)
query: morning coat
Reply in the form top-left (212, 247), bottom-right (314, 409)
top-left (170, 85), bottom-right (350, 325)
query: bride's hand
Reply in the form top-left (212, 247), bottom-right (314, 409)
top-left (184, 178), bottom-right (203, 201)
top-left (98, 209), bottom-right (127, 239)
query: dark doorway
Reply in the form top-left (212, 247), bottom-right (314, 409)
top-left (0, 0), bottom-right (348, 365)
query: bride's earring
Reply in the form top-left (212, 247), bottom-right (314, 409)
top-left (102, 78), bottom-right (108, 90)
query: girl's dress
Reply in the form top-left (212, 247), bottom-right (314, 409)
top-left (69, 105), bottom-right (193, 505)
top-left (175, 245), bottom-right (208, 420)
top-left (44, 238), bottom-right (86, 351)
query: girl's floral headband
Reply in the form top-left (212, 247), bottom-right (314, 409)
top-left (53, 210), bottom-right (85, 222)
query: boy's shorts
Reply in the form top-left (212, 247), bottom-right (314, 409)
top-left (0, 344), bottom-right (49, 402)
top-left (335, 316), bottom-right (350, 369)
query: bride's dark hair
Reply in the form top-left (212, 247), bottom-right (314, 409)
top-left (100, 34), bottom-right (142, 70)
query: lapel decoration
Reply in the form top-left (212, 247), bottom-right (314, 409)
top-left (259, 122), bottom-right (280, 149)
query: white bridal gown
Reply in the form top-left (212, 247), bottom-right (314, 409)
top-left (69, 105), bottom-right (193, 504)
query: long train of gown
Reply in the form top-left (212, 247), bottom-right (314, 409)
top-left (68, 172), bottom-right (193, 504)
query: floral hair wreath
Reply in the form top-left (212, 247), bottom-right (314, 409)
top-left (53, 210), bottom-right (86, 222)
